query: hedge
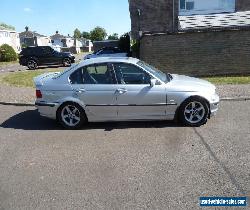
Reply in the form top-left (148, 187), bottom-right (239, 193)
top-left (0, 44), bottom-right (18, 62)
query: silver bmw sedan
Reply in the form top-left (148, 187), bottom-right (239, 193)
top-left (34, 57), bottom-right (219, 129)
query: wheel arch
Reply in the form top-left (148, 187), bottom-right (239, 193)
top-left (174, 95), bottom-right (210, 121)
top-left (56, 99), bottom-right (88, 121)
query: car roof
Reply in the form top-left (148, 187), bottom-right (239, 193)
top-left (79, 57), bottom-right (140, 67)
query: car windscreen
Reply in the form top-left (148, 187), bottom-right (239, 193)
top-left (137, 61), bottom-right (169, 83)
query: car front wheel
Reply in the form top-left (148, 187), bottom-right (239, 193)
top-left (27, 60), bottom-right (37, 70)
top-left (57, 102), bottom-right (87, 129)
top-left (179, 97), bottom-right (209, 127)
top-left (63, 58), bottom-right (71, 67)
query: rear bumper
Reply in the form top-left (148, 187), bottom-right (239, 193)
top-left (35, 102), bottom-right (59, 120)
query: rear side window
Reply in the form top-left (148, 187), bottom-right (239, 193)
top-left (70, 63), bottom-right (115, 84)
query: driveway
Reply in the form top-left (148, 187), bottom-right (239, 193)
top-left (0, 101), bottom-right (249, 209)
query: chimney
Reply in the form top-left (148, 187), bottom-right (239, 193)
top-left (25, 26), bottom-right (29, 32)
top-left (56, 31), bottom-right (59, 34)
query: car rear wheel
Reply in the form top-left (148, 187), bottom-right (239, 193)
top-left (57, 102), bottom-right (87, 129)
top-left (179, 97), bottom-right (209, 127)
top-left (63, 58), bottom-right (71, 67)
top-left (27, 60), bottom-right (37, 70)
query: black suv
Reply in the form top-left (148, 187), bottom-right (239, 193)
top-left (19, 46), bottom-right (75, 69)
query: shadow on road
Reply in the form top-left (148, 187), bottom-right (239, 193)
top-left (1, 109), bottom-right (182, 131)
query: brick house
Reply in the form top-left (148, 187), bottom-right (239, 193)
top-left (129, 0), bottom-right (250, 76)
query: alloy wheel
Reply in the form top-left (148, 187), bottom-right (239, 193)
top-left (184, 101), bottom-right (206, 124)
top-left (61, 105), bottom-right (81, 127)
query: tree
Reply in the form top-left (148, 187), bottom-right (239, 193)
top-left (119, 33), bottom-right (130, 54)
top-left (0, 22), bottom-right (15, 30)
top-left (108, 33), bottom-right (119, 40)
top-left (90, 26), bottom-right (107, 41)
top-left (73, 28), bottom-right (81, 39)
top-left (82, 31), bottom-right (90, 39)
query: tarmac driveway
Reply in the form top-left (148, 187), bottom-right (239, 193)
top-left (0, 101), bottom-right (249, 209)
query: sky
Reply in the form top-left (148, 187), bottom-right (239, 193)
top-left (0, 0), bottom-right (131, 37)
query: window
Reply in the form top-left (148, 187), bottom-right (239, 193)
top-left (186, 1), bottom-right (194, 10)
top-left (113, 63), bottom-right (151, 85)
top-left (180, 0), bottom-right (186, 9)
top-left (70, 64), bottom-right (114, 85)
top-left (180, 0), bottom-right (194, 10)
top-left (41, 47), bottom-right (53, 55)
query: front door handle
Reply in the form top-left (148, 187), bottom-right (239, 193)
top-left (73, 88), bottom-right (86, 93)
top-left (116, 88), bottom-right (127, 94)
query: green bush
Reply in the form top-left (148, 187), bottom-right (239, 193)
top-left (131, 40), bottom-right (140, 58)
top-left (0, 44), bottom-right (18, 62)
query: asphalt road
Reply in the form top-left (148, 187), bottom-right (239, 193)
top-left (0, 101), bottom-right (249, 210)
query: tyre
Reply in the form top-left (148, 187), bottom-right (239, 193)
top-left (179, 97), bottom-right (209, 127)
top-left (27, 60), bottom-right (37, 70)
top-left (63, 58), bottom-right (71, 67)
top-left (57, 102), bottom-right (87, 129)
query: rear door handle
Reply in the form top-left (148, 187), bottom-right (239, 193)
top-left (73, 88), bottom-right (86, 93)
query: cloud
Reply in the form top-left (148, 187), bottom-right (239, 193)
top-left (24, 8), bottom-right (32, 12)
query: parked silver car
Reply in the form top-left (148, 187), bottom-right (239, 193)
top-left (34, 57), bottom-right (219, 129)
top-left (84, 47), bottom-right (128, 60)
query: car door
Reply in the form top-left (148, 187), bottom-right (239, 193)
top-left (69, 63), bottom-right (118, 120)
top-left (112, 62), bottom-right (167, 120)
top-left (40, 47), bottom-right (54, 64)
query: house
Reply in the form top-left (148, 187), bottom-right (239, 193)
top-left (0, 26), bottom-right (21, 52)
top-left (78, 38), bottom-right (93, 52)
top-left (50, 31), bottom-right (82, 53)
top-left (129, 0), bottom-right (250, 76)
top-left (19, 27), bottom-right (51, 47)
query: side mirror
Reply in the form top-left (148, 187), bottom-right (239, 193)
top-left (150, 79), bottom-right (157, 87)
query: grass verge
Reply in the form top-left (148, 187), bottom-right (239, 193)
top-left (1, 69), bottom-right (61, 88)
top-left (203, 76), bottom-right (250, 85)
top-left (1, 70), bottom-right (250, 88)
top-left (0, 60), bottom-right (19, 66)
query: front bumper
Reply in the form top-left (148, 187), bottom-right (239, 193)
top-left (210, 93), bottom-right (220, 117)
top-left (71, 57), bottom-right (75, 63)
top-left (35, 101), bottom-right (59, 120)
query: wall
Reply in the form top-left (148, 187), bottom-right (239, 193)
top-left (129, 0), bottom-right (179, 39)
top-left (140, 30), bottom-right (250, 76)
top-left (0, 30), bottom-right (21, 52)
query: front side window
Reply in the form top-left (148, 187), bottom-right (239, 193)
top-left (113, 63), bottom-right (151, 85)
top-left (70, 63), bottom-right (114, 84)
